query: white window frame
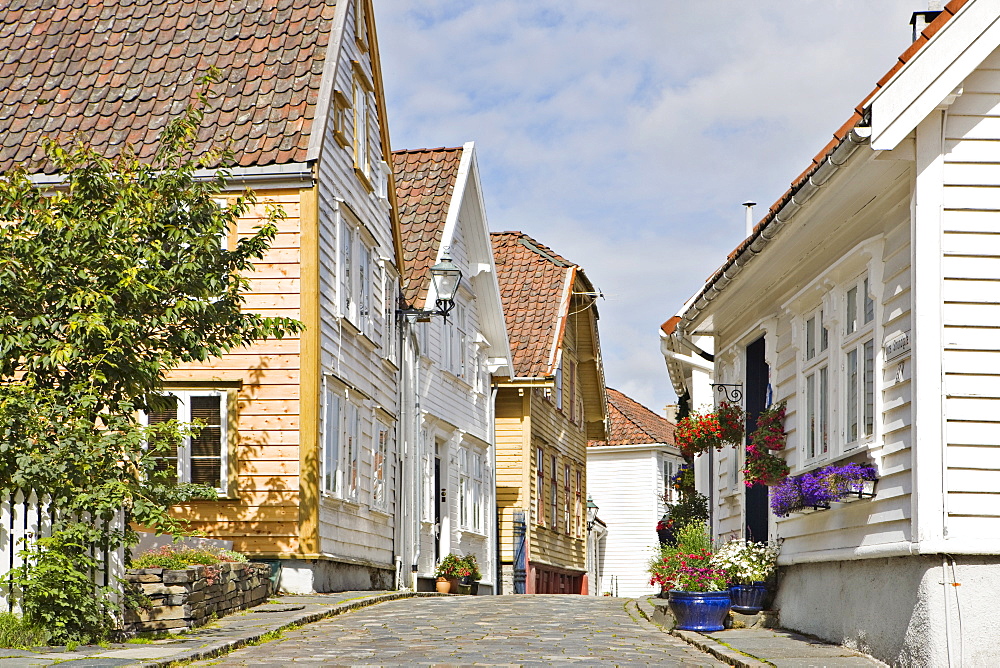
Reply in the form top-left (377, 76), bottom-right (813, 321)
top-left (803, 305), bottom-right (831, 464)
top-left (345, 402), bottom-right (361, 500)
top-left (382, 264), bottom-right (398, 364)
top-left (341, 221), bottom-right (355, 320)
top-left (842, 274), bottom-right (876, 450)
top-left (472, 452), bottom-right (483, 533)
top-left (373, 420), bottom-right (389, 511)
top-left (322, 379), bottom-right (343, 496)
top-left (563, 463), bottom-right (571, 534)
top-left (144, 390), bottom-right (229, 492)
top-left (353, 80), bottom-right (370, 180)
top-left (550, 454), bottom-right (558, 530)
top-left (536, 447), bottom-right (545, 526)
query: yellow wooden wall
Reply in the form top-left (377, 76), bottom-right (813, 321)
top-left (495, 387), bottom-right (527, 563)
top-left (168, 187), bottom-right (308, 558)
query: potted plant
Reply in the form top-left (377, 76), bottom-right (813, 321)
top-left (674, 402), bottom-right (745, 457)
top-left (769, 462), bottom-right (879, 517)
top-left (648, 521), bottom-right (730, 631)
top-left (711, 540), bottom-right (780, 613)
top-left (434, 553), bottom-right (463, 593)
top-left (457, 554), bottom-right (482, 595)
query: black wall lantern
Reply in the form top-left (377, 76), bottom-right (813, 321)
top-left (399, 253), bottom-right (462, 322)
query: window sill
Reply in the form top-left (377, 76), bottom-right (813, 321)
top-left (368, 507), bottom-right (391, 518)
top-left (354, 166), bottom-right (374, 193)
top-left (458, 528), bottom-right (488, 539)
top-left (321, 493), bottom-right (361, 508)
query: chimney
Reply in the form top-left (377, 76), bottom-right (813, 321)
top-left (742, 200), bottom-right (756, 238)
top-left (910, 2), bottom-right (942, 41)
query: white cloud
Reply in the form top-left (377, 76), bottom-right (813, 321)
top-left (375, 0), bottom-right (918, 414)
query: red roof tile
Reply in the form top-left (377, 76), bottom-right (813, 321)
top-left (491, 231), bottom-right (576, 378)
top-left (677, 1), bottom-right (966, 319)
top-left (589, 388), bottom-right (675, 447)
top-left (392, 147), bottom-right (464, 306)
top-left (0, 0), bottom-right (338, 174)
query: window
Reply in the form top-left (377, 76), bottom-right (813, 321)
top-left (536, 447), bottom-right (545, 526)
top-left (457, 304), bottom-right (467, 378)
top-left (382, 266), bottom-right (398, 363)
top-left (554, 364), bottom-right (563, 410)
top-left (373, 422), bottom-right (389, 510)
top-left (331, 90), bottom-right (351, 149)
top-left (351, 65), bottom-right (374, 187)
top-left (146, 390), bottom-right (229, 491)
top-left (421, 431), bottom-right (434, 522)
top-left (322, 385), bottom-right (342, 495)
top-left (564, 464), bottom-right (571, 534)
top-left (663, 459), bottom-right (675, 504)
top-left (346, 403), bottom-right (360, 499)
top-left (550, 454), bottom-right (558, 529)
top-left (459, 448), bottom-right (469, 528)
top-left (354, 0), bottom-right (368, 50)
top-left (575, 470), bottom-right (583, 537)
top-left (568, 360), bottom-right (577, 423)
top-left (803, 306), bottom-right (830, 461)
top-left (359, 246), bottom-right (372, 335)
top-left (472, 453), bottom-right (483, 533)
top-left (341, 223), bottom-right (354, 318)
top-left (843, 275), bottom-right (875, 448)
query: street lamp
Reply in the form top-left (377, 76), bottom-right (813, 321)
top-left (399, 253), bottom-right (463, 322)
top-left (586, 496), bottom-right (599, 532)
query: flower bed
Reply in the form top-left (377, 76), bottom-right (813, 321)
top-left (124, 562), bottom-right (271, 633)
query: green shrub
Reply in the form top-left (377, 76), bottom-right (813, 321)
top-left (132, 544), bottom-right (248, 570)
top-left (0, 612), bottom-right (49, 649)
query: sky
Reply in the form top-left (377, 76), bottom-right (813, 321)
top-left (374, 0), bottom-right (920, 416)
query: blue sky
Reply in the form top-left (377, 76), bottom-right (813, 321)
top-left (375, 0), bottom-right (919, 415)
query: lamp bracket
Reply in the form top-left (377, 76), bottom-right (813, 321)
top-left (710, 383), bottom-right (743, 403)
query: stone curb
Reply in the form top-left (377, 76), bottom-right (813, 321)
top-left (669, 628), bottom-right (772, 668)
top-left (137, 591), bottom-right (443, 668)
top-left (635, 596), bottom-right (770, 668)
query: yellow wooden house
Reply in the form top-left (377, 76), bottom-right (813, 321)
top-left (0, 0), bottom-right (407, 593)
top-left (490, 232), bottom-right (608, 594)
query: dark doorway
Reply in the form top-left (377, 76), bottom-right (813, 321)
top-left (745, 336), bottom-right (769, 542)
top-left (434, 451), bottom-right (442, 562)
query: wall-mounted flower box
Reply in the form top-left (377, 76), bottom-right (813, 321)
top-left (791, 504), bottom-right (830, 515)
top-left (771, 462), bottom-right (878, 517)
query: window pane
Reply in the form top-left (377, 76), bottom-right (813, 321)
top-left (847, 348), bottom-right (859, 442)
top-left (864, 339), bottom-right (875, 436)
top-left (846, 286), bottom-right (858, 335)
top-left (819, 366), bottom-right (829, 454)
top-left (190, 458), bottom-right (221, 486)
top-left (863, 278), bottom-right (874, 324)
top-left (806, 373), bottom-right (816, 458)
top-left (820, 310), bottom-right (828, 351)
top-left (325, 393), bottom-right (341, 494)
top-left (806, 317), bottom-right (815, 360)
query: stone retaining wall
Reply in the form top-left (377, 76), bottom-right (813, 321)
top-left (125, 562), bottom-right (271, 633)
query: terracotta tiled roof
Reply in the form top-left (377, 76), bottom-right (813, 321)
top-left (0, 0), bottom-right (338, 174)
top-left (491, 231), bottom-right (575, 378)
top-left (392, 147), bottom-right (463, 306)
top-left (590, 387), bottom-right (675, 447)
top-left (672, 0), bottom-right (967, 327)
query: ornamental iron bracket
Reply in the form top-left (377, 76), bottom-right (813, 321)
top-left (710, 383), bottom-right (743, 403)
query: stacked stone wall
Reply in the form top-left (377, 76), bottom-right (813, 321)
top-left (125, 562), bottom-right (271, 633)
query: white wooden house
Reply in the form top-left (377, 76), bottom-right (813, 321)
top-left (0, 0), bottom-right (407, 595)
top-left (661, 1), bottom-right (1000, 663)
top-left (393, 144), bottom-right (512, 594)
top-left (587, 388), bottom-right (682, 598)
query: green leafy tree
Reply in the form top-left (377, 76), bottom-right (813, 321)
top-left (0, 75), bottom-right (302, 643)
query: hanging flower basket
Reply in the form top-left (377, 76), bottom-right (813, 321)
top-left (750, 401), bottom-right (787, 451)
top-left (675, 402), bottom-right (745, 457)
top-left (743, 448), bottom-right (789, 487)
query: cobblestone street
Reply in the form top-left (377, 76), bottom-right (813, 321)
top-left (189, 595), bottom-right (725, 667)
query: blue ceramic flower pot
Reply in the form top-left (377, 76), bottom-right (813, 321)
top-left (730, 582), bottom-right (768, 614)
top-left (667, 590), bottom-right (731, 631)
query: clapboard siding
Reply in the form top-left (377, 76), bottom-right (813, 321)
top-left (937, 46), bottom-right (1000, 543)
top-left (169, 188), bottom-right (305, 556)
top-left (306, 0), bottom-right (400, 567)
top-left (587, 449), bottom-right (662, 597)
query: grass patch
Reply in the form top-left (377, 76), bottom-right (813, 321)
top-left (0, 612), bottom-right (49, 649)
top-left (125, 630), bottom-right (188, 644)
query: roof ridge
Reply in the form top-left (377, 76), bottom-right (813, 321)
top-left (391, 146), bottom-right (464, 155)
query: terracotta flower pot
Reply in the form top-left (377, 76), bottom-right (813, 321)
top-left (435, 576), bottom-right (452, 594)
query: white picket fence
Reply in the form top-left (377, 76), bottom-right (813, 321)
top-left (0, 489), bottom-right (124, 611)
